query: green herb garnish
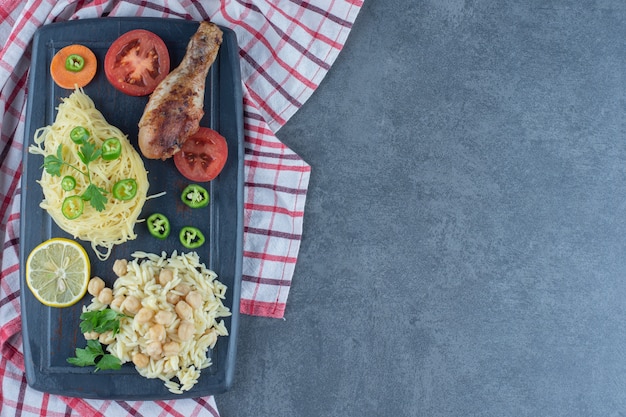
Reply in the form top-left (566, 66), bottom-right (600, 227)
top-left (43, 142), bottom-right (108, 212)
top-left (67, 339), bottom-right (121, 372)
top-left (67, 308), bottom-right (128, 372)
top-left (79, 308), bottom-right (126, 336)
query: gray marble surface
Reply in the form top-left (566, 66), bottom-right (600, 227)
top-left (218, 1), bottom-right (626, 416)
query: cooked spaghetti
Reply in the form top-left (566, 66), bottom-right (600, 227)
top-left (29, 88), bottom-right (149, 260)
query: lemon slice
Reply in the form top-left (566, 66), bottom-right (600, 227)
top-left (26, 237), bottom-right (90, 307)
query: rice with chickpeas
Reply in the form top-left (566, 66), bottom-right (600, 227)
top-left (85, 251), bottom-right (231, 394)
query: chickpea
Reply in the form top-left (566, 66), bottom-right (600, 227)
top-left (162, 341), bottom-right (180, 357)
top-left (99, 331), bottom-right (115, 345)
top-left (87, 277), bottom-right (105, 297)
top-left (166, 291), bottom-right (181, 305)
top-left (97, 287), bottom-right (113, 305)
top-left (175, 300), bottom-right (193, 321)
top-left (159, 268), bottom-right (174, 286)
top-left (185, 291), bottom-right (203, 309)
top-left (178, 320), bottom-right (195, 341)
top-left (134, 307), bottom-right (154, 324)
top-left (174, 283), bottom-right (191, 296)
top-left (132, 352), bottom-right (149, 368)
top-left (112, 259), bottom-right (128, 277)
top-left (123, 295), bottom-right (141, 315)
top-left (148, 323), bottom-right (166, 343)
top-left (154, 310), bottom-right (175, 326)
top-left (145, 341), bottom-right (162, 359)
top-left (84, 331), bottom-right (99, 340)
top-left (110, 295), bottom-right (125, 311)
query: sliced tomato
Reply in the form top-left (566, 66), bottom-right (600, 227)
top-left (174, 128), bottom-right (228, 182)
top-left (104, 29), bottom-right (170, 96)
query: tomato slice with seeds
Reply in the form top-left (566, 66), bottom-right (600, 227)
top-left (173, 128), bottom-right (228, 183)
top-left (104, 29), bottom-right (170, 96)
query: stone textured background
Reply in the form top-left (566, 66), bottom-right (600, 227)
top-left (219, 1), bottom-right (626, 416)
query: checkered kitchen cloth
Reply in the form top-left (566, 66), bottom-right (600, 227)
top-left (0, 0), bottom-right (362, 415)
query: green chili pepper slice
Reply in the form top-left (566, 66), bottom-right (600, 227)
top-left (65, 54), bottom-right (85, 72)
top-left (69, 126), bottom-right (90, 144)
top-left (179, 226), bottom-right (205, 249)
top-left (112, 178), bottom-right (137, 201)
top-left (181, 184), bottom-right (209, 208)
top-left (147, 213), bottom-right (170, 240)
top-left (62, 195), bottom-right (84, 220)
top-left (101, 138), bottom-right (122, 161)
top-left (61, 175), bottom-right (76, 191)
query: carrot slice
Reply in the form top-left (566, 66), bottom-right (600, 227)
top-left (50, 45), bottom-right (97, 89)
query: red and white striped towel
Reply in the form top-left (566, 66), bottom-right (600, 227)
top-left (0, 0), bottom-right (362, 415)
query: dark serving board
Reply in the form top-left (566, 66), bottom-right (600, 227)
top-left (19, 17), bottom-right (243, 400)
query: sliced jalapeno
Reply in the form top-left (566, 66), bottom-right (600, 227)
top-left (112, 178), bottom-right (137, 200)
top-left (181, 184), bottom-right (209, 208)
top-left (62, 195), bottom-right (84, 220)
top-left (101, 138), bottom-right (122, 161)
top-left (61, 175), bottom-right (76, 191)
top-left (65, 54), bottom-right (85, 72)
top-left (179, 226), bottom-right (205, 249)
top-left (69, 126), bottom-right (90, 144)
top-left (147, 213), bottom-right (170, 240)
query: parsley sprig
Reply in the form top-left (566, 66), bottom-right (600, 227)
top-left (43, 141), bottom-right (108, 212)
top-left (67, 309), bottom-right (127, 372)
top-left (79, 308), bottom-right (127, 336)
top-left (67, 339), bottom-right (122, 372)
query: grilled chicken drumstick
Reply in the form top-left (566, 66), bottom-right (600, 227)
top-left (138, 22), bottom-right (223, 160)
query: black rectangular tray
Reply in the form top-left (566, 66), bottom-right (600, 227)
top-left (19, 17), bottom-right (243, 400)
